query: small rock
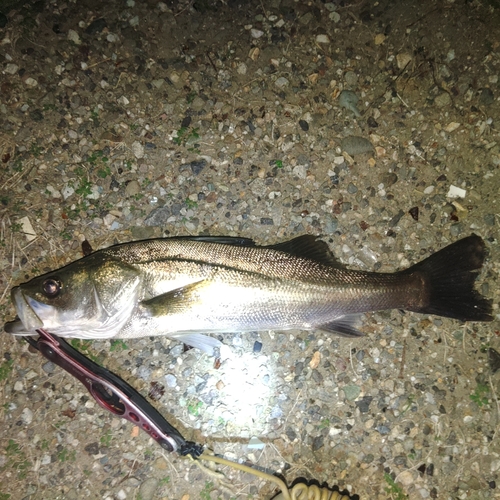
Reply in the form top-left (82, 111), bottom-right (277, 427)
top-left (298, 119), bottom-right (309, 131)
top-left (24, 77), bottom-right (38, 87)
top-left (85, 18), bottom-right (107, 35)
top-left (275, 77), bottom-right (289, 88)
top-left (344, 71), bottom-right (358, 86)
top-left (312, 435), bottom-right (324, 451)
top-left (165, 374), bottom-right (177, 388)
top-left (144, 206), bottom-right (170, 226)
top-left (447, 184), bottom-right (466, 198)
top-left (67, 29), bottom-right (81, 44)
top-left (190, 96), bottom-right (206, 112)
top-left (125, 180), bottom-right (140, 197)
top-left (434, 92), bottom-right (451, 107)
top-left (398, 470), bottom-right (414, 487)
top-left (42, 361), bottom-right (56, 374)
top-left (5, 63), bottom-right (19, 75)
top-left (341, 136), bottom-right (373, 155)
top-left (479, 88), bottom-right (494, 107)
top-left (138, 478), bottom-right (159, 500)
top-left (444, 122), bottom-right (460, 132)
top-left (237, 63), bottom-right (247, 75)
top-left (250, 28), bottom-right (264, 39)
top-left (21, 407), bottom-right (33, 425)
top-left (342, 385), bottom-right (361, 401)
top-left (131, 141), bottom-right (144, 159)
top-left (355, 396), bottom-right (373, 413)
top-left (381, 172), bottom-right (398, 186)
top-left (396, 52), bottom-right (412, 70)
top-left (316, 34), bottom-right (330, 44)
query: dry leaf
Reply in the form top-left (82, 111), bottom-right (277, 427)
top-left (62, 408), bottom-right (76, 419)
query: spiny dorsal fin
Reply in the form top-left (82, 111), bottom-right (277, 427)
top-left (266, 235), bottom-right (343, 268)
top-left (175, 236), bottom-right (256, 247)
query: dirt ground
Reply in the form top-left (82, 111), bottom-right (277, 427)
top-left (0, 0), bottom-right (500, 498)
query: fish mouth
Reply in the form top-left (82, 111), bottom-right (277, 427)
top-left (4, 287), bottom-right (45, 335)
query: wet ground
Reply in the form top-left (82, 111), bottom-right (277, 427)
top-left (0, 0), bottom-right (500, 498)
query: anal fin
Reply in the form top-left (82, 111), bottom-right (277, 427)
top-left (317, 314), bottom-right (364, 338)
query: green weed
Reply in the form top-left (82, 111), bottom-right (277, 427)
top-left (57, 447), bottom-right (76, 462)
top-left (110, 340), bottom-right (128, 352)
top-left (470, 383), bottom-right (490, 407)
top-left (187, 400), bottom-right (203, 417)
top-left (100, 430), bottom-right (112, 447)
top-left (384, 473), bottom-right (408, 500)
top-left (3, 440), bottom-right (32, 479)
top-left (173, 127), bottom-right (200, 150)
top-left (0, 360), bottom-right (13, 382)
top-left (69, 339), bottom-right (102, 364)
top-left (184, 197), bottom-right (198, 209)
top-left (200, 481), bottom-right (214, 500)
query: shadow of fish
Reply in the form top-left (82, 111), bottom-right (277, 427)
top-left (4, 234), bottom-right (493, 353)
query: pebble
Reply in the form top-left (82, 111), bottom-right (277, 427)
top-left (21, 407), bottom-right (33, 425)
top-left (341, 136), bottom-right (373, 155)
top-left (316, 34), bottom-right (330, 44)
top-left (42, 361), bottom-right (56, 374)
top-left (138, 478), bottom-right (159, 500)
top-left (125, 180), bottom-right (141, 197)
top-left (165, 374), bottom-right (177, 388)
top-left (67, 29), bottom-right (81, 45)
top-left (479, 87), bottom-right (494, 106)
top-left (343, 385), bottom-right (361, 401)
top-left (434, 92), bottom-right (452, 107)
top-left (275, 77), bottom-right (289, 88)
top-left (131, 141), bottom-right (144, 159)
top-left (5, 63), bottom-right (19, 75)
top-left (338, 90), bottom-right (361, 117)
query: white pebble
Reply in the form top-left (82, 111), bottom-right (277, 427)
top-left (67, 29), bottom-right (81, 45)
top-left (21, 407), bottom-right (33, 425)
top-left (447, 184), bottom-right (466, 198)
top-left (4, 63), bottom-right (19, 75)
top-left (132, 141), bottom-right (144, 159)
top-left (316, 34), bottom-right (330, 44)
top-left (251, 29), bottom-right (264, 39)
top-left (423, 185), bottom-right (434, 194)
top-left (24, 77), bottom-right (38, 87)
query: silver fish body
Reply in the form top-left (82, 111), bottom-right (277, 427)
top-left (4, 234), bottom-right (493, 352)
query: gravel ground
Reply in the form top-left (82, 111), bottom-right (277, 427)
top-left (1, 0), bottom-right (500, 498)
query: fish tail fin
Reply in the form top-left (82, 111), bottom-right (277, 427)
top-left (401, 234), bottom-right (493, 322)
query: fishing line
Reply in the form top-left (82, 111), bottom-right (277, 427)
top-left (185, 450), bottom-right (353, 500)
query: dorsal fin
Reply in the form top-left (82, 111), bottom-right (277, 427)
top-left (266, 235), bottom-right (343, 267)
top-left (174, 236), bottom-right (256, 247)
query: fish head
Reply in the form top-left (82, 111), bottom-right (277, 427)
top-left (4, 253), bottom-right (141, 338)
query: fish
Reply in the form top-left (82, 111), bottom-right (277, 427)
top-left (4, 234), bottom-right (493, 353)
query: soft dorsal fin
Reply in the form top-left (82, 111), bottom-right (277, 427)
top-left (266, 235), bottom-right (343, 267)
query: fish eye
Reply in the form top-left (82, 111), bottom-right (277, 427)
top-left (42, 277), bottom-right (62, 298)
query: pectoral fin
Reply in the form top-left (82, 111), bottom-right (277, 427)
top-left (140, 281), bottom-right (208, 316)
top-left (317, 314), bottom-right (364, 337)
